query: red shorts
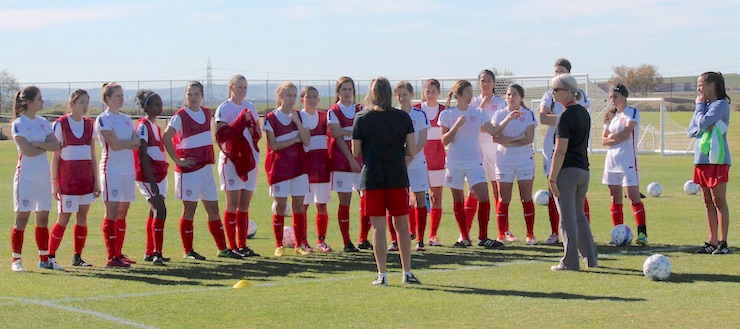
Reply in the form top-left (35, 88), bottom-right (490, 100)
top-left (362, 188), bottom-right (409, 217)
top-left (693, 164), bottom-right (730, 188)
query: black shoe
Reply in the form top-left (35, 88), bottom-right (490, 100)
top-left (357, 241), bottom-right (374, 250)
top-left (144, 254), bottom-right (155, 262)
top-left (343, 242), bottom-right (360, 252)
top-left (402, 272), bottom-right (421, 284)
top-left (452, 241), bottom-right (468, 248)
top-left (387, 241), bottom-right (399, 251)
top-left (218, 249), bottom-right (244, 259)
top-left (696, 242), bottom-right (717, 254)
top-left (72, 254), bottom-right (93, 267)
top-left (478, 238), bottom-right (505, 249)
top-left (237, 247), bottom-right (260, 257)
top-left (184, 250), bottom-right (207, 260)
top-left (152, 254), bottom-right (165, 266)
top-left (712, 241), bottom-right (730, 254)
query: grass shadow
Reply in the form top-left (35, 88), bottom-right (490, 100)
top-left (401, 283), bottom-right (646, 302)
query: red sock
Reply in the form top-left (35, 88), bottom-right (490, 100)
top-left (547, 194), bottom-right (560, 235)
top-left (316, 212), bottom-right (328, 242)
top-left (338, 205), bottom-right (351, 245)
top-left (11, 228), bottom-right (24, 259)
top-left (102, 218), bottom-right (116, 259)
top-left (632, 202), bottom-right (646, 227)
top-left (73, 225), bottom-right (87, 255)
top-left (236, 211), bottom-right (248, 249)
top-left (430, 208), bottom-right (442, 238)
top-left (359, 197), bottom-right (371, 243)
top-left (464, 195), bottom-right (477, 236)
top-left (408, 205), bottom-right (417, 236)
top-left (523, 200), bottom-right (535, 238)
top-left (387, 213), bottom-right (398, 242)
top-left (273, 214), bottom-right (285, 248)
top-left (179, 218), bottom-right (194, 254)
top-left (115, 219), bottom-right (126, 257)
top-left (153, 218), bottom-right (165, 254)
top-left (477, 201), bottom-right (490, 241)
top-left (223, 211), bottom-right (238, 250)
top-left (611, 203), bottom-right (624, 226)
top-left (584, 197), bottom-right (591, 223)
top-left (145, 216), bottom-right (154, 256)
top-left (415, 206), bottom-right (427, 242)
top-left (293, 212), bottom-right (307, 245)
top-left (496, 202), bottom-right (510, 239)
top-left (35, 226), bottom-right (49, 262)
top-left (48, 223), bottom-right (66, 256)
top-left (208, 219), bottom-right (228, 251)
top-left (453, 202), bottom-right (469, 240)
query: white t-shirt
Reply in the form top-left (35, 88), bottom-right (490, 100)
top-left (95, 110), bottom-right (135, 175)
top-left (12, 114), bottom-right (53, 176)
top-left (406, 108), bottom-right (430, 170)
top-left (491, 107), bottom-right (537, 158)
top-left (471, 95), bottom-right (506, 144)
top-left (327, 102), bottom-right (356, 141)
top-left (53, 116), bottom-right (91, 161)
top-left (420, 102), bottom-right (442, 141)
top-left (301, 109), bottom-right (328, 152)
top-left (604, 106), bottom-right (640, 173)
top-left (263, 109), bottom-right (305, 142)
top-left (214, 99), bottom-right (260, 163)
top-left (168, 107), bottom-right (206, 131)
top-left (136, 119), bottom-right (167, 162)
top-left (438, 106), bottom-right (490, 169)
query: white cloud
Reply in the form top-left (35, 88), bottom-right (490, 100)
top-left (0, 6), bottom-right (132, 31)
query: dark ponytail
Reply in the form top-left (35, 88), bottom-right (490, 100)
top-left (12, 86), bottom-right (40, 119)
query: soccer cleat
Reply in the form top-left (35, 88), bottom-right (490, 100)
top-left (543, 233), bottom-right (560, 245)
top-left (504, 231), bottom-right (518, 242)
top-left (317, 242), bottom-right (333, 253)
top-left (371, 275), bottom-right (388, 286)
top-left (636, 233), bottom-right (649, 246)
top-left (416, 242), bottom-right (426, 251)
top-left (119, 255), bottom-right (137, 264)
top-left (151, 254), bottom-right (165, 266)
top-left (72, 254), bottom-right (93, 267)
top-left (343, 242), bottom-right (360, 252)
top-left (428, 236), bottom-right (443, 246)
top-left (274, 246), bottom-right (285, 257)
top-left (388, 241), bottom-right (399, 252)
top-left (295, 245), bottom-right (312, 256)
top-left (696, 242), bottom-right (717, 254)
top-left (106, 257), bottom-right (131, 268)
top-left (526, 236), bottom-right (538, 245)
top-left (183, 250), bottom-right (207, 260)
top-left (11, 259), bottom-right (25, 272)
top-left (478, 239), bottom-right (505, 249)
top-left (217, 249), bottom-right (244, 259)
top-left (48, 258), bottom-right (66, 271)
top-left (712, 241), bottom-right (730, 254)
top-left (237, 247), bottom-right (260, 257)
top-left (144, 254), bottom-right (155, 262)
top-left (453, 239), bottom-right (470, 248)
top-left (409, 234), bottom-right (416, 241)
top-left (357, 240), bottom-right (374, 250)
top-left (402, 272), bottom-right (421, 284)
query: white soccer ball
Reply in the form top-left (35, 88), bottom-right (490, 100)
top-left (534, 189), bottom-right (550, 206)
top-left (647, 182), bottom-right (663, 197)
top-left (282, 226), bottom-right (296, 248)
top-left (643, 254), bottom-right (671, 281)
top-left (271, 201), bottom-right (292, 217)
top-left (610, 224), bottom-right (633, 247)
top-left (247, 219), bottom-right (257, 239)
top-left (683, 180), bottom-right (700, 195)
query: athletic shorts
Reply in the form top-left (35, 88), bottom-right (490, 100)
top-left (408, 166), bottom-right (429, 193)
top-left (693, 164), bottom-right (730, 188)
top-left (175, 165), bottom-right (219, 202)
top-left (14, 175), bottom-right (52, 212)
top-left (304, 182), bottom-right (331, 205)
top-left (602, 169), bottom-right (639, 187)
top-left (58, 193), bottom-right (95, 213)
top-left (270, 174), bottom-right (309, 198)
top-left (480, 143), bottom-right (497, 179)
top-left (136, 179), bottom-right (169, 200)
top-left (428, 169), bottom-right (446, 188)
top-left (331, 171), bottom-right (360, 193)
top-left (495, 159), bottom-right (535, 183)
top-left (219, 159), bottom-right (258, 191)
top-left (446, 166), bottom-right (487, 190)
top-left (101, 172), bottom-right (136, 203)
top-left (363, 188), bottom-right (410, 217)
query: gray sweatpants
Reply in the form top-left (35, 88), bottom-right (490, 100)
top-left (555, 167), bottom-right (598, 269)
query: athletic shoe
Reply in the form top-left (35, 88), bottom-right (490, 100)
top-left (409, 234), bottom-right (416, 241)
top-left (416, 242), bottom-right (426, 251)
top-left (462, 239), bottom-right (472, 247)
top-left (343, 242), bottom-right (360, 252)
top-left (295, 245), bottom-right (312, 256)
top-left (550, 263), bottom-right (577, 271)
top-left (106, 257), bottom-right (131, 268)
top-left (526, 236), bottom-right (538, 245)
top-left (274, 246), bottom-right (285, 257)
top-left (301, 243), bottom-right (314, 254)
top-left (317, 242), bottom-right (333, 253)
top-left (144, 254), bottom-right (155, 262)
top-left (119, 254), bottom-right (137, 264)
top-left (217, 249), bottom-right (244, 259)
top-left (543, 233), bottom-right (560, 245)
top-left (428, 236), bottom-right (443, 246)
top-left (72, 254), bottom-right (93, 267)
top-left (144, 253), bottom-right (170, 262)
top-left (388, 241), bottom-right (399, 252)
top-left (48, 258), bottom-right (66, 271)
top-left (696, 242), bottom-right (717, 254)
top-left (402, 272), bottom-right (421, 284)
top-left (712, 241), bottom-right (730, 254)
top-left (151, 254), bottom-right (165, 266)
top-left (504, 231), bottom-right (518, 242)
top-left (11, 259), bottom-right (25, 272)
top-left (452, 241), bottom-right (468, 248)
top-left (371, 275), bottom-right (388, 286)
top-left (237, 247), bottom-right (260, 257)
top-left (183, 250), bottom-right (206, 260)
top-left (478, 239), bottom-right (505, 249)
top-left (357, 240), bottom-right (374, 250)
top-left (636, 233), bottom-right (649, 246)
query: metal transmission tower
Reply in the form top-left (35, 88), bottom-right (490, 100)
top-left (206, 58), bottom-right (213, 105)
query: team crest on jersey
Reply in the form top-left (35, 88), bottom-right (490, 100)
top-left (228, 179), bottom-right (234, 186)
top-left (470, 116), bottom-right (477, 122)
top-left (519, 117), bottom-right (525, 122)
top-left (412, 120), bottom-right (417, 126)
top-left (65, 199), bottom-right (72, 209)
top-left (22, 198), bottom-right (29, 207)
top-left (186, 189), bottom-right (192, 197)
top-left (111, 189), bottom-right (118, 197)
top-left (125, 121), bottom-right (131, 127)
top-left (619, 117), bottom-right (626, 124)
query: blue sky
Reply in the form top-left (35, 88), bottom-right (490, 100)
top-left (1, 0), bottom-right (738, 83)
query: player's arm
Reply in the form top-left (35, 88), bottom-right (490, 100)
top-left (606, 121), bottom-right (637, 144)
top-left (99, 129), bottom-right (139, 151)
top-left (14, 136), bottom-right (45, 157)
top-left (162, 126), bottom-right (195, 168)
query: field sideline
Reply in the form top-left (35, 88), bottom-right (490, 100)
top-left (0, 112), bottom-right (738, 328)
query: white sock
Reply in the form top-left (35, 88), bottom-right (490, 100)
top-left (378, 272), bottom-right (387, 279)
top-left (403, 271), bottom-right (412, 277)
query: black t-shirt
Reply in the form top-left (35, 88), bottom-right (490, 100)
top-left (555, 104), bottom-right (590, 171)
top-left (352, 108), bottom-right (414, 190)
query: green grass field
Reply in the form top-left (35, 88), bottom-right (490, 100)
top-left (0, 112), bottom-right (738, 329)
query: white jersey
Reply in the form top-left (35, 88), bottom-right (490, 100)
top-left (53, 116), bottom-right (91, 161)
top-left (438, 106), bottom-right (490, 170)
top-left (604, 106), bottom-right (640, 173)
top-left (327, 102), bottom-right (357, 141)
top-left (406, 108), bottom-right (430, 170)
top-left (471, 94), bottom-right (506, 144)
top-left (420, 102), bottom-right (442, 141)
top-left (541, 88), bottom-right (590, 156)
top-left (301, 109), bottom-right (328, 152)
top-left (136, 118), bottom-right (166, 162)
top-left (95, 110), bottom-right (135, 175)
top-left (215, 99), bottom-right (260, 163)
top-left (491, 107), bottom-right (537, 159)
top-left (262, 108), bottom-right (304, 142)
top-left (12, 114), bottom-right (53, 177)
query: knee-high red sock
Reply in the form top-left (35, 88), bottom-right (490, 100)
top-left (453, 202), bottom-right (469, 240)
top-left (387, 213), bottom-right (398, 242)
top-left (464, 195), bottom-right (477, 236)
top-left (208, 219), bottom-right (228, 251)
top-left (611, 203), bottom-right (624, 226)
top-left (359, 196), bottom-right (371, 243)
top-left (179, 218), bottom-right (194, 254)
top-left (273, 214), bottom-right (285, 248)
top-left (115, 219), bottom-right (126, 257)
top-left (523, 200), bottom-right (535, 238)
top-left (73, 225), bottom-right (87, 255)
top-left (477, 201), bottom-right (490, 241)
top-left (415, 206), bottom-right (427, 242)
top-left (632, 202), bottom-right (646, 226)
top-left (102, 218), bottom-right (117, 259)
top-left (316, 212), bottom-right (328, 242)
top-left (584, 197), bottom-right (591, 223)
top-left (338, 205), bottom-right (351, 245)
top-left (236, 211), bottom-right (248, 249)
top-left (145, 216), bottom-right (154, 256)
top-left (49, 223), bottom-right (66, 256)
top-left (547, 194), bottom-right (560, 235)
top-left (153, 218), bottom-right (165, 254)
top-left (430, 208), bottom-right (442, 238)
top-left (35, 226), bottom-right (49, 262)
top-left (496, 202), bottom-right (510, 239)
top-left (223, 211), bottom-right (237, 250)
top-left (11, 228), bottom-right (24, 260)
top-left (293, 212), bottom-right (307, 245)
top-left (408, 205), bottom-right (417, 236)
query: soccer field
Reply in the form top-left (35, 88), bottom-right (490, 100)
top-left (0, 112), bottom-right (738, 328)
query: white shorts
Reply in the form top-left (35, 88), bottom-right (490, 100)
top-left (480, 143), bottom-right (497, 179)
top-left (428, 169), bottom-right (446, 188)
top-left (219, 159), bottom-right (258, 191)
top-left (542, 147), bottom-right (554, 177)
top-left (14, 175), bottom-right (52, 212)
top-left (304, 182), bottom-right (331, 205)
top-left (331, 171), bottom-right (360, 193)
top-left (58, 193), bottom-right (95, 213)
top-left (101, 172), bottom-right (136, 203)
top-left (495, 158), bottom-right (535, 183)
top-left (408, 166), bottom-right (429, 193)
top-left (602, 170), bottom-right (639, 187)
top-left (270, 174), bottom-right (309, 198)
top-left (136, 179), bottom-right (169, 200)
top-left (175, 165), bottom-right (219, 202)
top-left (446, 166), bottom-right (487, 190)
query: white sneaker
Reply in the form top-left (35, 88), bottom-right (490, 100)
top-left (504, 231), bottom-right (518, 242)
top-left (526, 236), bottom-right (537, 245)
top-left (543, 233), bottom-right (560, 245)
top-left (11, 259), bottom-right (25, 272)
top-left (49, 258), bottom-right (66, 271)
top-left (428, 236), bottom-right (443, 246)
top-left (372, 275), bottom-right (388, 286)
